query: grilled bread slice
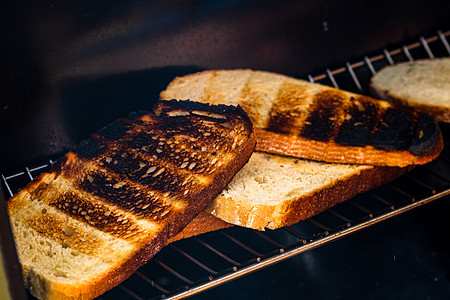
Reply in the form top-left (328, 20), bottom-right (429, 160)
top-left (370, 57), bottom-right (450, 123)
top-left (161, 69), bottom-right (443, 167)
top-left (204, 152), bottom-right (408, 230)
top-left (7, 100), bottom-right (255, 300)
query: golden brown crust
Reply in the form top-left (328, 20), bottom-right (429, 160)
top-left (167, 211), bottom-right (233, 243)
top-left (206, 165), bottom-right (410, 230)
top-left (255, 128), bottom-right (443, 168)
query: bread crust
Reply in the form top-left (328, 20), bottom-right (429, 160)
top-left (206, 165), bottom-right (410, 230)
top-left (167, 211), bottom-right (233, 243)
top-left (255, 128), bottom-right (443, 168)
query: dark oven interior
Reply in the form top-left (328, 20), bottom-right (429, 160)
top-left (1, 1), bottom-right (450, 299)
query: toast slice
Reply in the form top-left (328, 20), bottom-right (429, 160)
top-left (370, 57), bottom-right (450, 123)
top-left (204, 152), bottom-right (408, 230)
top-left (7, 100), bottom-right (255, 300)
top-left (161, 69), bottom-right (443, 167)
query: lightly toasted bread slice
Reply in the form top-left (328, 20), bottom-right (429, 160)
top-left (7, 100), bottom-right (255, 300)
top-left (204, 152), bottom-right (408, 230)
top-left (165, 152), bottom-right (408, 232)
top-left (370, 57), bottom-right (450, 123)
top-left (160, 69), bottom-right (443, 167)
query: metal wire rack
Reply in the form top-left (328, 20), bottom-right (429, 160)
top-left (2, 29), bottom-right (450, 300)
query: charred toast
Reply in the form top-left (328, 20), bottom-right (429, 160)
top-left (161, 69), bottom-right (443, 167)
top-left (7, 100), bottom-right (255, 300)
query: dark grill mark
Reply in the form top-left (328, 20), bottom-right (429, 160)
top-left (77, 171), bottom-right (184, 219)
top-left (268, 112), bottom-right (298, 134)
top-left (267, 81), bottom-right (310, 135)
top-left (48, 190), bottom-right (141, 239)
top-left (335, 97), bottom-right (380, 146)
top-left (101, 153), bottom-right (193, 194)
top-left (301, 90), bottom-right (345, 142)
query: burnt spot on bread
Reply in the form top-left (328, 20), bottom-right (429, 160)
top-left (409, 113), bottom-right (441, 156)
top-left (76, 170), bottom-right (188, 221)
top-left (301, 90), bottom-right (345, 142)
top-left (372, 108), bottom-right (415, 150)
top-left (335, 97), bottom-right (381, 146)
top-left (268, 111), bottom-right (299, 134)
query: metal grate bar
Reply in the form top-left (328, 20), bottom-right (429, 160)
top-left (25, 167), bottom-right (33, 180)
top-left (169, 244), bottom-right (219, 275)
top-left (4, 171), bottom-right (25, 181)
top-left (386, 184), bottom-right (415, 200)
top-left (29, 163), bottom-right (50, 173)
top-left (402, 45), bottom-right (414, 62)
top-left (135, 271), bottom-right (170, 294)
top-left (219, 232), bottom-right (263, 257)
top-left (253, 231), bottom-right (286, 249)
top-left (326, 68), bottom-right (339, 88)
top-left (119, 285), bottom-right (145, 300)
top-left (383, 49), bottom-right (395, 65)
top-left (327, 208), bottom-right (352, 227)
top-left (346, 62), bottom-right (363, 92)
top-left (153, 259), bottom-right (194, 285)
top-left (437, 30), bottom-right (450, 54)
top-left (364, 56), bottom-right (377, 75)
top-left (1, 175), bottom-right (13, 197)
top-left (370, 194), bottom-right (395, 210)
top-left (282, 227), bottom-right (309, 243)
top-left (420, 36), bottom-right (435, 58)
top-left (308, 219), bottom-right (330, 233)
top-left (347, 199), bottom-right (375, 216)
top-left (194, 237), bottom-right (241, 266)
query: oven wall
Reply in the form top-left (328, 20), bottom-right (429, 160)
top-left (1, 0), bottom-right (450, 171)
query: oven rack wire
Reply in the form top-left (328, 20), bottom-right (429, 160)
top-left (1, 29), bottom-right (449, 300)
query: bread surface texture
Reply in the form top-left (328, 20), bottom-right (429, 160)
top-left (370, 57), bottom-right (450, 122)
top-left (205, 152), bottom-right (408, 230)
top-left (161, 69), bottom-right (443, 167)
top-left (7, 100), bottom-right (255, 300)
